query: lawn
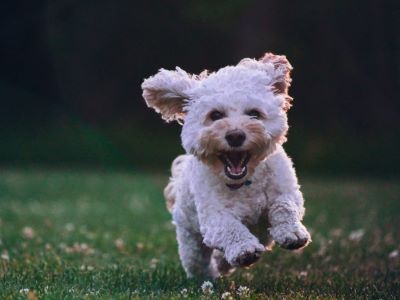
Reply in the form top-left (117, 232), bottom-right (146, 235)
top-left (0, 169), bottom-right (399, 299)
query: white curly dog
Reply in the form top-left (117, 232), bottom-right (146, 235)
top-left (141, 53), bottom-right (311, 279)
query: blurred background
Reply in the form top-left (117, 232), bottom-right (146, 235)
top-left (1, 0), bottom-right (399, 175)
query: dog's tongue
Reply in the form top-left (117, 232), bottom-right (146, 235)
top-left (229, 165), bottom-right (243, 174)
top-left (226, 152), bottom-right (245, 174)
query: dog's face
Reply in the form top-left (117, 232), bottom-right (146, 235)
top-left (142, 53), bottom-right (293, 184)
top-left (181, 87), bottom-right (289, 184)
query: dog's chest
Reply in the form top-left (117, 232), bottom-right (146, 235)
top-left (222, 186), bottom-right (268, 225)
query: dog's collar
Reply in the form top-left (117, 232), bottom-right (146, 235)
top-left (226, 180), bottom-right (252, 190)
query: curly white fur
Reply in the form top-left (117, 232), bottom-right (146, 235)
top-left (142, 53), bottom-right (311, 279)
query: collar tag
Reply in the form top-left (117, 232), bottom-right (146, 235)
top-left (226, 179), bottom-right (252, 190)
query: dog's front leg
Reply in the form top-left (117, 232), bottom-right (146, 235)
top-left (265, 147), bottom-right (311, 250)
top-left (198, 210), bottom-right (265, 267)
top-left (267, 191), bottom-right (311, 249)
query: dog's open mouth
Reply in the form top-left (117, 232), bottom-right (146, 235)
top-left (218, 151), bottom-right (250, 180)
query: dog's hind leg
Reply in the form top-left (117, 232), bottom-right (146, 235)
top-left (173, 202), bottom-right (214, 279)
top-left (175, 221), bottom-right (213, 279)
top-left (164, 155), bottom-right (189, 212)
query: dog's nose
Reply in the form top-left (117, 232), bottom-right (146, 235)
top-left (225, 130), bottom-right (246, 147)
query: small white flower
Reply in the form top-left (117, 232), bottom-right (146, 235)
top-left (180, 288), bottom-right (188, 297)
top-left (44, 286), bottom-right (49, 293)
top-left (87, 265), bottom-right (94, 271)
top-left (389, 249), bottom-right (399, 259)
top-left (149, 258), bottom-right (159, 268)
top-left (298, 270), bottom-right (308, 278)
top-left (65, 223), bottom-right (75, 232)
top-left (114, 238), bottom-right (125, 250)
top-left (237, 285), bottom-right (251, 298)
top-left (80, 243), bottom-right (88, 251)
top-left (136, 242), bottom-right (145, 251)
top-left (201, 281), bottom-right (214, 295)
top-left (45, 243), bottom-right (52, 251)
top-left (89, 289), bottom-right (99, 295)
top-left (19, 288), bottom-right (30, 294)
top-left (22, 227), bottom-right (35, 239)
top-left (348, 229), bottom-right (365, 242)
top-left (221, 291), bottom-right (233, 299)
top-left (1, 250), bottom-right (9, 260)
top-left (132, 289), bottom-right (140, 295)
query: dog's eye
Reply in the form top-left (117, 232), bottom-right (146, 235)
top-left (209, 110), bottom-right (225, 121)
top-left (246, 109), bottom-right (261, 119)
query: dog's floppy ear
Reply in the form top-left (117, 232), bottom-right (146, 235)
top-left (260, 53), bottom-right (293, 111)
top-left (239, 53), bottom-right (293, 111)
top-left (260, 53), bottom-right (292, 95)
top-left (142, 67), bottom-right (196, 122)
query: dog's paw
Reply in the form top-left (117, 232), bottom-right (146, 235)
top-left (225, 241), bottom-right (265, 267)
top-left (235, 250), bottom-right (262, 267)
top-left (270, 223), bottom-right (311, 250)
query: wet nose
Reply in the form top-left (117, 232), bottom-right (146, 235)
top-left (225, 129), bottom-right (246, 147)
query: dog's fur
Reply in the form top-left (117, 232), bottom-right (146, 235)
top-left (141, 53), bottom-right (311, 278)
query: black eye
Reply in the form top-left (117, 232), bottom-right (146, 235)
top-left (209, 110), bottom-right (225, 121)
top-left (247, 109), bottom-right (261, 119)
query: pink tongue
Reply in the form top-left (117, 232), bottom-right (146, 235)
top-left (230, 166), bottom-right (242, 174)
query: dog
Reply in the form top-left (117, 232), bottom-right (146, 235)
top-left (141, 53), bottom-right (311, 278)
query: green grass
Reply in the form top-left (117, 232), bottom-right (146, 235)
top-left (0, 169), bottom-right (399, 299)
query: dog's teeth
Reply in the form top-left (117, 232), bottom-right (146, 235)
top-left (227, 166), bottom-right (232, 172)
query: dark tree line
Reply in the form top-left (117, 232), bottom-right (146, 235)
top-left (1, 0), bottom-right (399, 132)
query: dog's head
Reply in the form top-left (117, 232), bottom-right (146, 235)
top-left (142, 53), bottom-right (293, 184)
